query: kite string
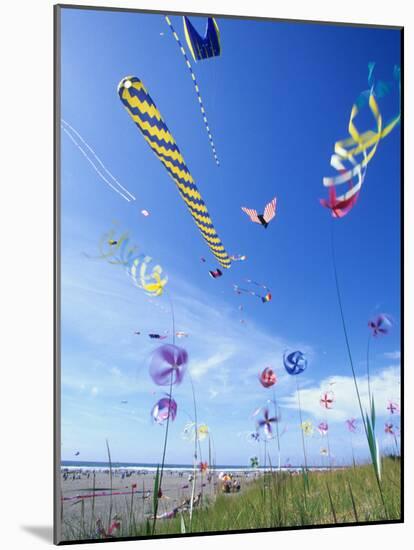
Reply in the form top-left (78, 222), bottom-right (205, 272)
top-left (62, 119), bottom-right (136, 200)
top-left (61, 120), bottom-right (136, 202)
top-left (164, 16), bottom-right (220, 166)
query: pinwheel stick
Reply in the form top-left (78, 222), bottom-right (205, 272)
top-left (272, 388), bottom-right (282, 472)
top-left (189, 374), bottom-right (199, 530)
top-left (295, 377), bottom-right (308, 470)
top-left (366, 333), bottom-right (373, 409)
top-left (152, 295), bottom-right (176, 535)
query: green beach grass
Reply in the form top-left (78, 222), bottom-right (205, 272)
top-left (62, 457), bottom-right (401, 541)
top-left (148, 459), bottom-right (400, 536)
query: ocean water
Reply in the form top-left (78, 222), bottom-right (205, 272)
top-left (61, 460), bottom-right (329, 473)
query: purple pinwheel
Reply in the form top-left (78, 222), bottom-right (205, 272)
top-left (387, 401), bottom-right (400, 415)
top-left (283, 351), bottom-right (307, 375)
top-left (256, 407), bottom-right (279, 438)
top-left (345, 418), bottom-right (357, 433)
top-left (368, 314), bottom-right (392, 337)
top-left (149, 344), bottom-right (188, 386)
top-left (151, 394), bottom-right (177, 424)
top-left (318, 421), bottom-right (329, 436)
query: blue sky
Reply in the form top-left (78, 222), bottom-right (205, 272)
top-left (59, 7), bottom-right (401, 466)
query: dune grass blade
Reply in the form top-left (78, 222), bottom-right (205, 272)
top-left (105, 439), bottom-right (113, 533)
top-left (347, 480), bottom-right (359, 522)
top-left (329, 222), bottom-right (389, 514)
top-left (180, 514), bottom-right (186, 534)
top-left (326, 483), bottom-right (337, 523)
top-left (151, 465), bottom-right (160, 533)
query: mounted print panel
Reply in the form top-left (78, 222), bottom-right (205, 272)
top-left (54, 4), bottom-right (403, 544)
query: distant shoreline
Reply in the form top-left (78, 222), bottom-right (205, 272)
top-left (61, 460), bottom-right (345, 473)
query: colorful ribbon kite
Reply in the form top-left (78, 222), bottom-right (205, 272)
top-left (118, 76), bottom-right (231, 269)
top-left (165, 16), bottom-right (220, 166)
top-left (321, 64), bottom-right (400, 217)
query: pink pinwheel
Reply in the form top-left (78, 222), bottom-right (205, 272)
top-left (346, 418), bottom-right (357, 433)
top-left (384, 422), bottom-right (396, 435)
top-left (320, 391), bottom-right (335, 410)
top-left (318, 421), bottom-right (329, 436)
top-left (256, 407), bottom-right (279, 438)
top-left (151, 394), bottom-right (177, 424)
top-left (368, 314), bottom-right (392, 337)
top-left (387, 401), bottom-right (400, 415)
top-left (259, 367), bottom-right (277, 388)
top-left (149, 344), bottom-right (188, 386)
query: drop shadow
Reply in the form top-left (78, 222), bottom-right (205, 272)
top-left (21, 525), bottom-right (54, 543)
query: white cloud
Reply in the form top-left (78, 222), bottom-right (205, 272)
top-left (281, 365), bottom-right (401, 422)
top-left (384, 350), bottom-right (401, 360)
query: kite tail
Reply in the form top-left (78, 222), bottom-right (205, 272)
top-left (118, 76), bottom-right (231, 269)
top-left (164, 16), bottom-right (220, 166)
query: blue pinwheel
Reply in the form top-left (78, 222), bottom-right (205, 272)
top-left (283, 351), bottom-right (307, 375)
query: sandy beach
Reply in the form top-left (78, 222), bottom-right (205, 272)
top-left (60, 467), bottom-right (255, 539)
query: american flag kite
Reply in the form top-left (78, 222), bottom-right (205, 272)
top-left (241, 197), bottom-right (277, 228)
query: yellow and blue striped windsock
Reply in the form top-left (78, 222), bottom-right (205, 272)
top-left (118, 76), bottom-right (231, 269)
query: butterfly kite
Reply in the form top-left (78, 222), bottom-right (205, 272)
top-left (241, 197), bottom-right (277, 228)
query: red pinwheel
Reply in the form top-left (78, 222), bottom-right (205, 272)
top-left (368, 314), bottom-right (392, 337)
top-left (259, 367), bottom-right (277, 388)
top-left (346, 418), bottom-right (357, 433)
top-left (149, 344), bottom-right (188, 386)
top-left (384, 422), bottom-right (395, 435)
top-left (256, 407), bottom-right (278, 438)
top-left (320, 391), bottom-right (335, 409)
top-left (387, 401), bottom-right (400, 415)
top-left (151, 394), bottom-right (177, 424)
top-left (199, 461), bottom-right (208, 473)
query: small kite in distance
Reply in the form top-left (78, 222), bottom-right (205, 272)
top-left (74, 451), bottom-right (80, 456)
top-left (241, 197), bottom-right (277, 228)
top-left (209, 268), bottom-right (223, 279)
top-left (121, 400), bottom-right (128, 404)
top-left (230, 254), bottom-right (247, 262)
top-left (141, 209), bottom-right (150, 217)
